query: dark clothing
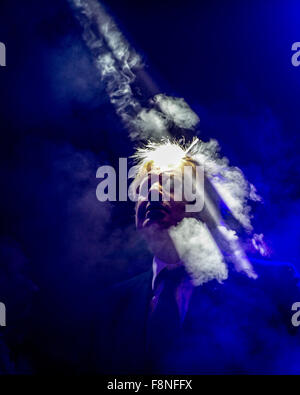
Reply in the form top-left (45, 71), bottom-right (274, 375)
top-left (91, 261), bottom-right (300, 374)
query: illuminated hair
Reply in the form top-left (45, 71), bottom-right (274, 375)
top-left (131, 138), bottom-right (199, 181)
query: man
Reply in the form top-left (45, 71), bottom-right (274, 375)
top-left (92, 140), bottom-right (300, 374)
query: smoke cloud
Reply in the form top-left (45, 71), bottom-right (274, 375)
top-left (169, 217), bottom-right (228, 286)
top-left (154, 94), bottom-right (199, 130)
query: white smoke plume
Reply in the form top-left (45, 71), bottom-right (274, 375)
top-left (190, 138), bottom-right (261, 231)
top-left (130, 108), bottom-right (170, 140)
top-left (216, 225), bottom-right (258, 278)
top-left (68, 0), bottom-right (199, 141)
top-left (130, 94), bottom-right (200, 140)
top-left (188, 138), bottom-right (266, 274)
top-left (169, 218), bottom-right (228, 286)
top-left (154, 94), bottom-right (199, 130)
top-left (68, 0), bottom-right (143, 136)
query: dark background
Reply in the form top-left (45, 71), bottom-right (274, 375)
top-left (0, 0), bottom-right (299, 372)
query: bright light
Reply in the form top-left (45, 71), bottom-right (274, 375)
top-left (134, 141), bottom-right (188, 172)
top-left (148, 143), bottom-right (186, 170)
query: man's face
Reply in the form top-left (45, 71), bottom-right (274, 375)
top-left (135, 164), bottom-right (196, 231)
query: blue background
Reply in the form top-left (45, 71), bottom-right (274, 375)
top-left (0, 0), bottom-right (299, 372)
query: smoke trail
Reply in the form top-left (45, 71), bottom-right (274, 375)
top-left (68, 0), bottom-right (199, 141)
top-left (188, 138), bottom-right (261, 231)
top-left (67, 0), bottom-right (142, 136)
top-left (187, 138), bottom-right (268, 275)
